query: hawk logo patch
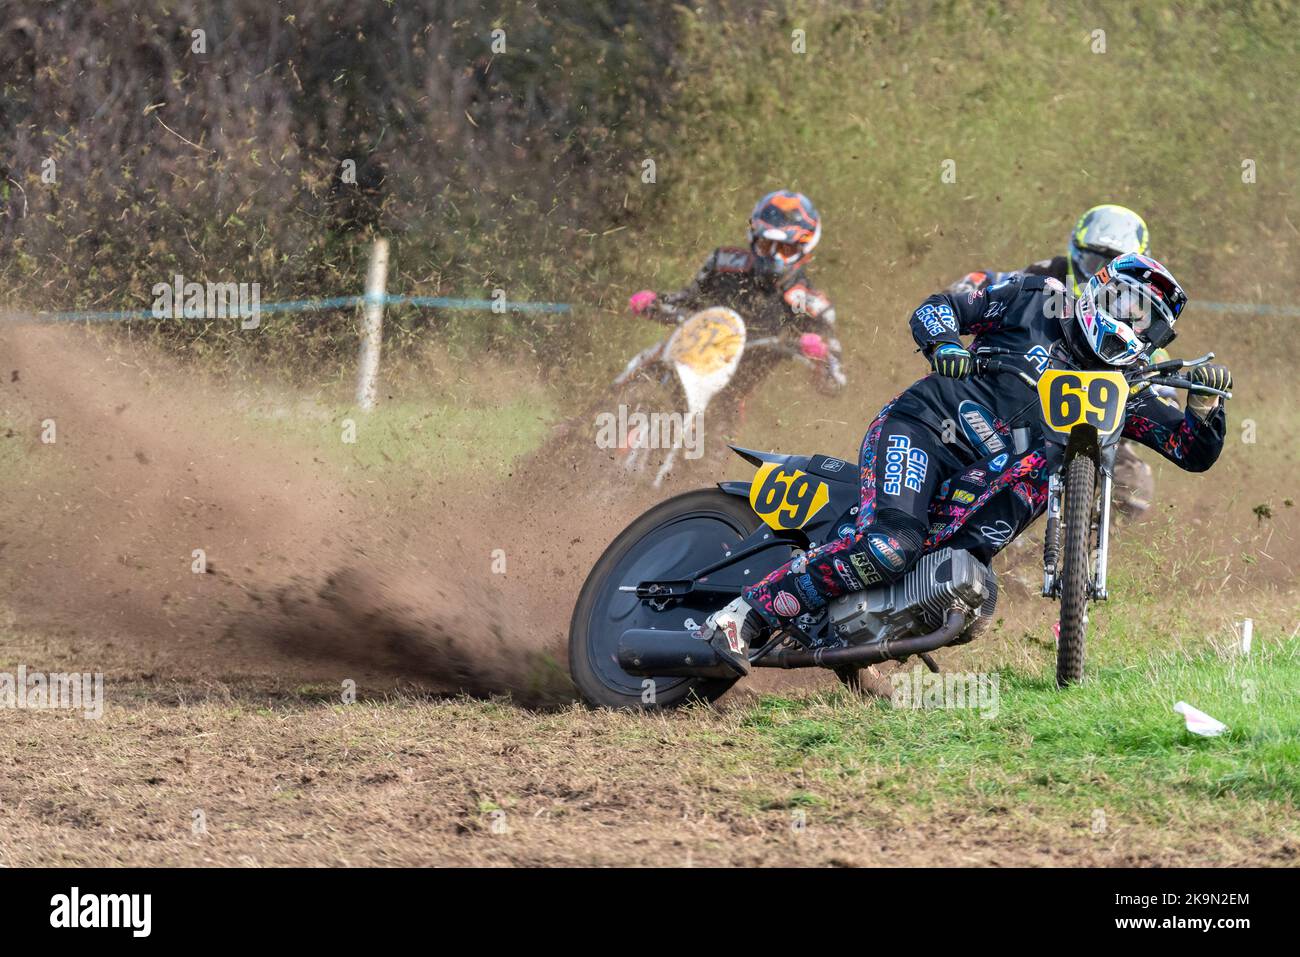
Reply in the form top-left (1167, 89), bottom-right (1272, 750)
top-left (958, 400), bottom-right (1007, 455)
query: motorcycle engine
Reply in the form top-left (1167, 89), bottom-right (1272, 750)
top-left (828, 548), bottom-right (997, 646)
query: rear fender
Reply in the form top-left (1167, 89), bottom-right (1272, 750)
top-left (724, 446), bottom-right (860, 546)
top-left (717, 480), bottom-right (752, 499)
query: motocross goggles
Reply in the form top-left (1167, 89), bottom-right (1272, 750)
top-left (751, 237), bottom-right (804, 262)
top-left (1070, 245), bottom-right (1122, 286)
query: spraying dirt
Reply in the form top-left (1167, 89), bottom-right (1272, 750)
top-left (0, 321), bottom-right (599, 705)
top-left (0, 321), bottom-right (772, 707)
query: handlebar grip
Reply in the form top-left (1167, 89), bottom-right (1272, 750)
top-left (1144, 352), bottom-right (1214, 375)
top-left (1146, 375), bottom-right (1233, 399)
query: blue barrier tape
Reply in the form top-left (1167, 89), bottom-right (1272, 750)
top-left (33, 294), bottom-right (572, 323)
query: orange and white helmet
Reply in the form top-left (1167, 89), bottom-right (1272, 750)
top-left (748, 190), bottom-right (821, 278)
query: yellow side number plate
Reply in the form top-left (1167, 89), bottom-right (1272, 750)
top-left (1036, 369), bottom-right (1129, 435)
top-left (748, 463), bottom-right (831, 530)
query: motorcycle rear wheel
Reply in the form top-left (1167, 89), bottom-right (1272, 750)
top-left (1056, 454), bottom-right (1096, 687)
top-left (568, 489), bottom-right (787, 709)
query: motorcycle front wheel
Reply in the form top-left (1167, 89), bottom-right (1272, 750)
top-left (1056, 453), bottom-right (1096, 687)
top-left (535, 370), bottom-right (683, 490)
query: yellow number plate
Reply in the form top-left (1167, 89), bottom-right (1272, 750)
top-left (1036, 370), bottom-right (1129, 435)
top-left (748, 463), bottom-right (831, 530)
top-left (666, 308), bottom-right (745, 374)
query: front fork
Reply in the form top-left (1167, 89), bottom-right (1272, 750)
top-left (1042, 473), bottom-right (1062, 597)
top-left (1041, 462), bottom-right (1113, 601)
top-left (1092, 473), bottom-right (1113, 600)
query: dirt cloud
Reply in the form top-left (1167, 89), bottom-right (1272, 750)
top-left (0, 321), bottom-right (593, 706)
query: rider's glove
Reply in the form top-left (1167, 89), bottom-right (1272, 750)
top-left (1189, 363), bottom-right (1232, 392)
top-left (1187, 363), bottom-right (1233, 418)
top-left (930, 343), bottom-right (973, 380)
top-left (799, 333), bottom-right (829, 361)
top-left (628, 290), bottom-right (658, 314)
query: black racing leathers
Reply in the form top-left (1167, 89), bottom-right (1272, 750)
top-left (946, 255), bottom-right (1176, 515)
top-left (659, 246), bottom-right (846, 392)
top-left (902, 274), bottom-right (1223, 474)
top-left (742, 273), bottom-right (1225, 629)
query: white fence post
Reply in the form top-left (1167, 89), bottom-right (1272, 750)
top-left (355, 237), bottom-right (389, 411)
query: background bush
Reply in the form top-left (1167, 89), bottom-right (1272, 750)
top-left (0, 0), bottom-right (683, 366)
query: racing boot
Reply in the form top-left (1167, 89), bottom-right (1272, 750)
top-left (696, 596), bottom-right (762, 678)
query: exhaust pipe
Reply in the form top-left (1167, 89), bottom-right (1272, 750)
top-left (617, 629), bottom-right (737, 678)
top-left (752, 610), bottom-right (968, 669)
top-left (618, 609), bottom-right (968, 677)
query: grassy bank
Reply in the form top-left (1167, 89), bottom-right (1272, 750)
top-left (745, 637), bottom-right (1299, 822)
top-left (633, 0), bottom-right (1300, 303)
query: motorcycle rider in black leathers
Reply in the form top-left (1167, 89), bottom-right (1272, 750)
top-left (947, 204), bottom-right (1168, 516)
top-left (627, 190), bottom-right (847, 395)
top-left (698, 254), bottom-right (1231, 673)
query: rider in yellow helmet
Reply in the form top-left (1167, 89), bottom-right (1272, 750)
top-left (946, 204), bottom-right (1168, 516)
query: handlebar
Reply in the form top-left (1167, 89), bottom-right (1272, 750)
top-left (972, 349), bottom-right (1231, 399)
top-left (1127, 352), bottom-right (1231, 399)
top-left (973, 355), bottom-right (1039, 389)
top-left (1140, 376), bottom-right (1232, 399)
top-left (1142, 351), bottom-right (1215, 375)
top-left (748, 335), bottom-right (815, 366)
top-left (640, 300), bottom-right (687, 326)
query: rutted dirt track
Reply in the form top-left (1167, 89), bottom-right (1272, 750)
top-left (5, 681), bottom-right (1295, 868)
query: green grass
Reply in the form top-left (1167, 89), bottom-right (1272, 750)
top-left (0, 432), bottom-right (39, 485)
top-left (740, 637), bottom-right (1300, 827)
top-left (241, 396), bottom-right (556, 477)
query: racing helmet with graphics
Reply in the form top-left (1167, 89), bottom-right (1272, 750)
top-left (749, 190), bottom-right (821, 280)
top-left (1071, 253), bottom-right (1186, 367)
top-left (1067, 204), bottom-right (1150, 296)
